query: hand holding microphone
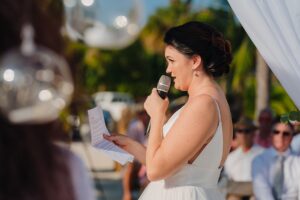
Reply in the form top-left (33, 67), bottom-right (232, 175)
top-left (145, 75), bottom-right (171, 135)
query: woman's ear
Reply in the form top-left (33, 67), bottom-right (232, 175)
top-left (191, 55), bottom-right (201, 70)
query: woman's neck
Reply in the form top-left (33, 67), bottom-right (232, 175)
top-left (187, 72), bottom-right (216, 97)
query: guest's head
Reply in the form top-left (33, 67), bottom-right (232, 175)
top-left (164, 21), bottom-right (232, 91)
top-left (258, 108), bottom-right (273, 130)
top-left (271, 121), bottom-right (294, 153)
top-left (234, 117), bottom-right (257, 150)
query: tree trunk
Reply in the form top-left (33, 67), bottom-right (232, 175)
top-left (255, 50), bottom-right (270, 119)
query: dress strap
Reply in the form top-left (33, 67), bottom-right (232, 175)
top-left (212, 98), bottom-right (222, 125)
top-left (209, 97), bottom-right (224, 168)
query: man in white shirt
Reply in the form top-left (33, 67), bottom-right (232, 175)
top-left (252, 121), bottom-right (300, 200)
top-left (224, 117), bottom-right (264, 200)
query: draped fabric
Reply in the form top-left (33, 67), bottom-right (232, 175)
top-left (228, 0), bottom-right (300, 109)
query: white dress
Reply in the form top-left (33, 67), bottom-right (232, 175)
top-left (139, 101), bottom-right (225, 200)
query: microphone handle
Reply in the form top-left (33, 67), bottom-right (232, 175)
top-left (157, 90), bottom-right (167, 99)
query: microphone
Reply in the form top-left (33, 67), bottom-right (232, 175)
top-left (156, 75), bottom-right (171, 99)
top-left (146, 75), bottom-right (171, 135)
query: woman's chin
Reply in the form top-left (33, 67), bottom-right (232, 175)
top-left (174, 85), bottom-right (185, 91)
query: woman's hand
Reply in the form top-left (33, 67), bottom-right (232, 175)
top-left (103, 134), bottom-right (147, 164)
top-left (103, 134), bottom-right (133, 152)
top-left (144, 88), bottom-right (169, 119)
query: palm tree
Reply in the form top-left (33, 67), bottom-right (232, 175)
top-left (255, 51), bottom-right (270, 119)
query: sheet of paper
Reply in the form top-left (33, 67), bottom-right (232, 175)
top-left (88, 106), bottom-right (134, 165)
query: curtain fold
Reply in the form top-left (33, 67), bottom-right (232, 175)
top-left (228, 0), bottom-right (300, 109)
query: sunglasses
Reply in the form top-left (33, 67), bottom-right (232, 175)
top-left (235, 128), bottom-right (253, 134)
top-left (272, 129), bottom-right (292, 137)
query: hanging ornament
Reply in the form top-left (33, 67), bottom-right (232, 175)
top-left (63, 0), bottom-right (146, 49)
top-left (0, 24), bottom-right (74, 123)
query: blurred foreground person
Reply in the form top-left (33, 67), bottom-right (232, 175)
top-left (0, 1), bottom-right (95, 200)
top-left (252, 121), bottom-right (300, 200)
top-left (105, 21), bottom-right (233, 200)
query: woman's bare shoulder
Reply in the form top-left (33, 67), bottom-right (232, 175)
top-left (186, 94), bottom-right (217, 109)
top-left (182, 94), bottom-right (218, 120)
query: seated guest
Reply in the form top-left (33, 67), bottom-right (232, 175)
top-left (224, 117), bottom-right (264, 200)
top-left (252, 120), bottom-right (300, 200)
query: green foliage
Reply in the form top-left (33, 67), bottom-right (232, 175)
top-left (78, 40), bottom-right (167, 97)
top-left (231, 38), bottom-right (255, 91)
top-left (270, 76), bottom-right (297, 115)
top-left (140, 2), bottom-right (193, 54)
top-left (281, 111), bottom-right (300, 123)
top-left (243, 76), bottom-right (256, 117)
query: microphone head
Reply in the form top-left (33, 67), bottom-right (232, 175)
top-left (157, 75), bottom-right (171, 93)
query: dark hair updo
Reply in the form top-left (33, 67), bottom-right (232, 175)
top-left (164, 21), bottom-right (232, 77)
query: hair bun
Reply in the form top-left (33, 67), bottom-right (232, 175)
top-left (224, 39), bottom-right (233, 63)
top-left (207, 35), bottom-right (232, 77)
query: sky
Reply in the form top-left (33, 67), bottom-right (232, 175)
top-left (144, 0), bottom-right (216, 18)
top-left (144, 0), bottom-right (169, 17)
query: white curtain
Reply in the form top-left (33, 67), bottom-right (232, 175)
top-left (228, 0), bottom-right (300, 109)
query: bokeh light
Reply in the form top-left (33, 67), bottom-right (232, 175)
top-left (63, 0), bottom-right (146, 49)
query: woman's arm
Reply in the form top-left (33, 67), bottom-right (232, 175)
top-left (145, 94), bottom-right (219, 181)
top-left (103, 134), bottom-right (147, 165)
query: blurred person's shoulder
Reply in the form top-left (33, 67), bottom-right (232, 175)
top-left (286, 153), bottom-right (300, 178)
top-left (252, 147), bottom-right (271, 165)
top-left (287, 151), bottom-right (300, 163)
top-left (251, 145), bottom-right (265, 154)
top-left (53, 142), bottom-right (95, 200)
top-left (227, 147), bottom-right (243, 157)
top-left (225, 147), bottom-right (243, 167)
top-left (53, 142), bottom-right (86, 168)
top-left (291, 134), bottom-right (300, 154)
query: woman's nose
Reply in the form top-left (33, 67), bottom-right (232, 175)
top-left (166, 65), bottom-right (171, 73)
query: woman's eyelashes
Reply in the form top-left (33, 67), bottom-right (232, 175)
top-left (166, 58), bottom-right (174, 65)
